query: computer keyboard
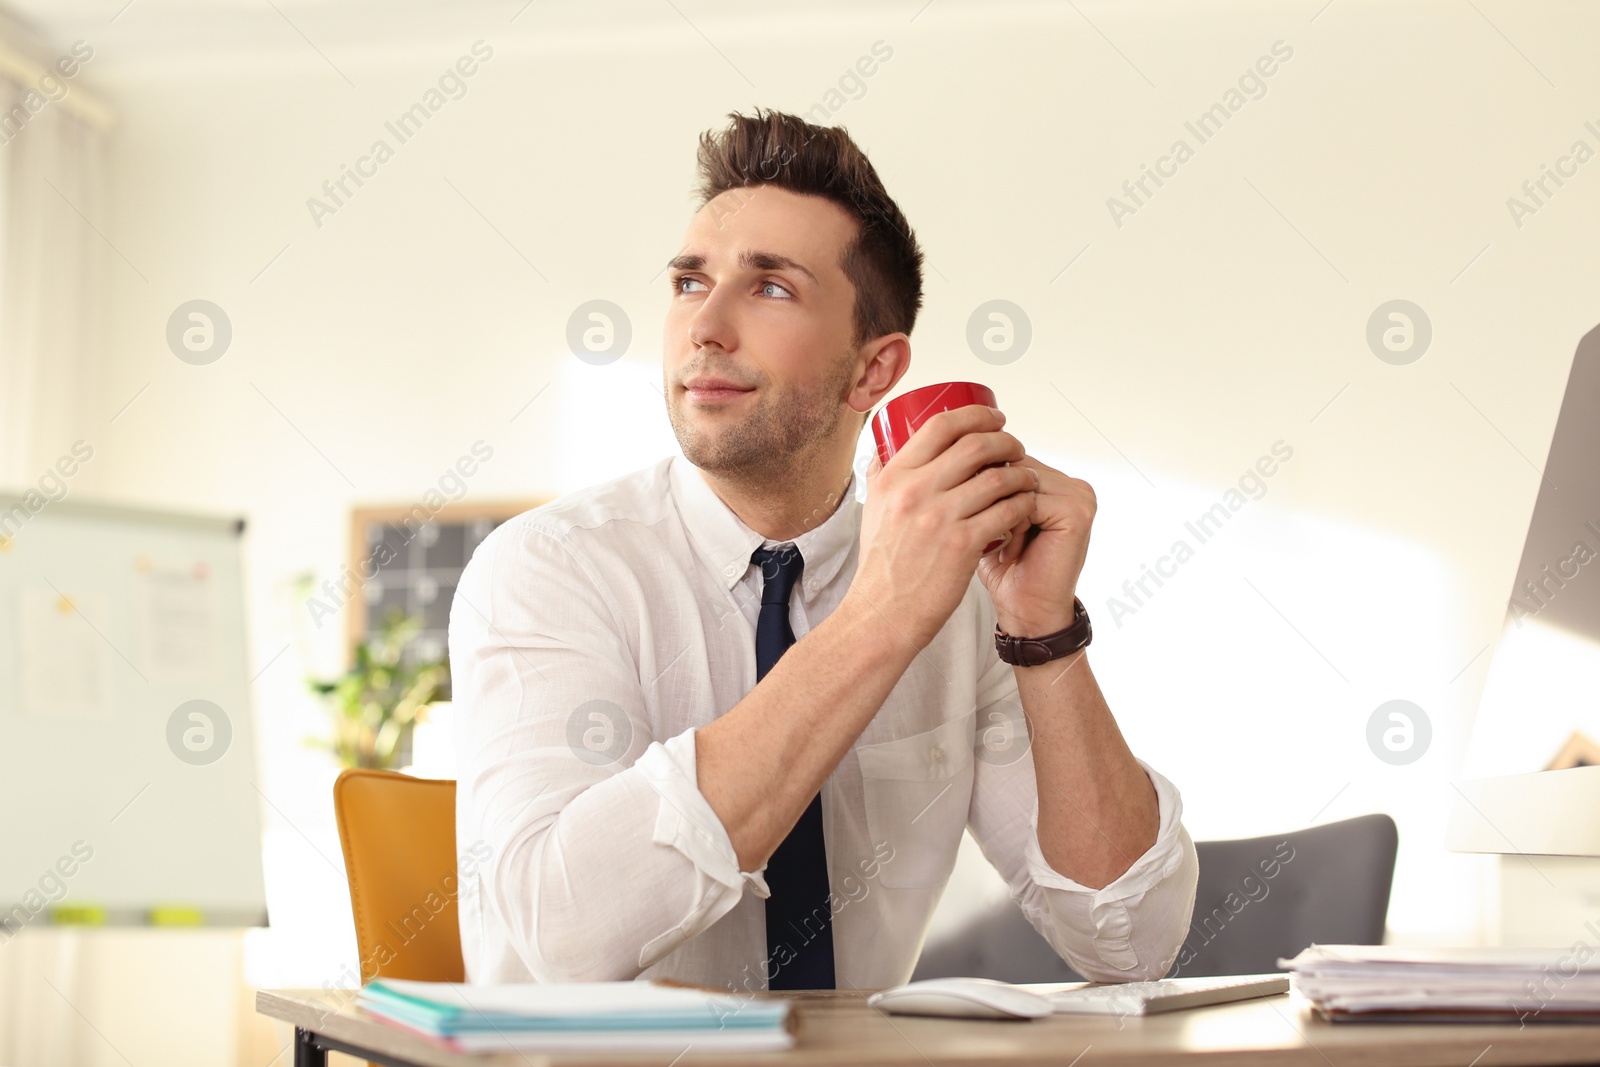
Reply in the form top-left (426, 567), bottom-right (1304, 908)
top-left (1043, 973), bottom-right (1290, 1015)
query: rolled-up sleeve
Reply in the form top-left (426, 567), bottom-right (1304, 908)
top-left (450, 520), bottom-right (761, 982)
top-left (964, 596), bottom-right (1198, 982)
top-left (1016, 760), bottom-right (1198, 980)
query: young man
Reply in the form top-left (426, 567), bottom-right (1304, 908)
top-left (450, 108), bottom-right (1197, 991)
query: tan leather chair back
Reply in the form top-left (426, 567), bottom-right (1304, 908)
top-left (332, 769), bottom-right (465, 983)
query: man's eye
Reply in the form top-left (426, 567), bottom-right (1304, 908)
top-left (674, 276), bottom-right (707, 294)
top-left (761, 281), bottom-right (793, 299)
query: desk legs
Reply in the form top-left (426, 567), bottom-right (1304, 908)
top-left (294, 1027), bottom-right (326, 1067)
top-left (293, 1025), bottom-right (422, 1067)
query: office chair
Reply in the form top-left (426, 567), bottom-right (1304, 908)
top-left (332, 769), bottom-right (465, 983)
top-left (912, 812), bottom-right (1399, 982)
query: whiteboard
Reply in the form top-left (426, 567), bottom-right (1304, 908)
top-left (0, 496), bottom-right (266, 928)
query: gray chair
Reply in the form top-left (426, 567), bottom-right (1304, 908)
top-left (912, 813), bottom-right (1398, 982)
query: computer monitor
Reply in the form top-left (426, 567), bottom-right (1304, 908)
top-left (1449, 322), bottom-right (1600, 858)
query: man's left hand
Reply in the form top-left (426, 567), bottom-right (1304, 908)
top-left (977, 456), bottom-right (1096, 638)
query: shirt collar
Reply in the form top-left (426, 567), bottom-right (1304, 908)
top-left (668, 453), bottom-right (859, 597)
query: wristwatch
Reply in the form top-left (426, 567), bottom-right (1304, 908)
top-left (995, 597), bottom-right (1092, 667)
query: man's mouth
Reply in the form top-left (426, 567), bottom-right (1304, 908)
top-left (683, 378), bottom-right (756, 403)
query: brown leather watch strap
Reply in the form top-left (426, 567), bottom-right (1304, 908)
top-left (994, 597), bottom-right (1092, 667)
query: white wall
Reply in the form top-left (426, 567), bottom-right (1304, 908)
top-left (10, 0), bottom-right (1600, 1057)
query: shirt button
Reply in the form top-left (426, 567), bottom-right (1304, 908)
top-left (724, 563), bottom-right (739, 578)
top-left (930, 746), bottom-right (944, 763)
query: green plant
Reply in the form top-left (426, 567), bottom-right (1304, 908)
top-left (307, 610), bottom-right (448, 770)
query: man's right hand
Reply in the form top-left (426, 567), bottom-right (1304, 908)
top-left (847, 405), bottom-right (1040, 650)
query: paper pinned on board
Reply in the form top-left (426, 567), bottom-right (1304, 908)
top-left (134, 557), bottom-right (222, 681)
top-left (20, 587), bottom-right (113, 719)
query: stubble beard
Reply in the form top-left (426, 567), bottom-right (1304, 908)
top-left (667, 349), bottom-right (859, 487)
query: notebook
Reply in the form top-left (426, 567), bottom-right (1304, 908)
top-left (356, 978), bottom-right (794, 1052)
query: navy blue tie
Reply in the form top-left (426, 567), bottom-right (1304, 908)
top-left (751, 544), bottom-right (835, 990)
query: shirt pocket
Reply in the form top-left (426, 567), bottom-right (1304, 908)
top-left (856, 715), bottom-right (975, 889)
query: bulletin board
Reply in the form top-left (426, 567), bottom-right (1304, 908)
top-left (345, 501), bottom-right (545, 676)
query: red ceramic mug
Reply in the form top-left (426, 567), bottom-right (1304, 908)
top-left (870, 381), bottom-right (1007, 554)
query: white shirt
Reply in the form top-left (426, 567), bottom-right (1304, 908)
top-left (450, 453), bottom-right (1198, 990)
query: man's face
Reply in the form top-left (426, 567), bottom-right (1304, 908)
top-left (663, 185), bottom-right (863, 482)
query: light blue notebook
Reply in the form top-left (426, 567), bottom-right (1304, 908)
top-left (358, 978), bottom-right (790, 1036)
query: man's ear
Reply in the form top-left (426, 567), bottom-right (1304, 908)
top-left (848, 332), bottom-right (911, 418)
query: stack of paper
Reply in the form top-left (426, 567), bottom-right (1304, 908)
top-left (356, 978), bottom-right (794, 1052)
top-left (1280, 944), bottom-right (1600, 1023)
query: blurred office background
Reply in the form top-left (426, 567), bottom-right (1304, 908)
top-left (1, 0), bottom-right (1597, 1062)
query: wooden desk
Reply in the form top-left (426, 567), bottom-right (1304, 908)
top-left (259, 987), bottom-right (1600, 1067)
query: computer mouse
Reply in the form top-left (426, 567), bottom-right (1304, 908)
top-left (868, 978), bottom-right (1054, 1020)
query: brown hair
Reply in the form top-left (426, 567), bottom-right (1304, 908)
top-left (693, 108), bottom-right (924, 346)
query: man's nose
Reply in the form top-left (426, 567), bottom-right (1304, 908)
top-left (686, 285), bottom-right (735, 352)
